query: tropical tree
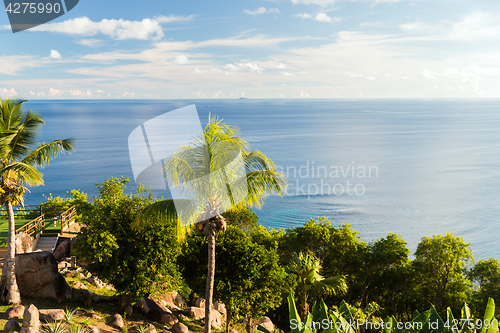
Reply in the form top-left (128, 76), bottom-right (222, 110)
top-left (287, 251), bottom-right (347, 321)
top-left (0, 98), bottom-right (74, 304)
top-left (134, 114), bottom-right (286, 333)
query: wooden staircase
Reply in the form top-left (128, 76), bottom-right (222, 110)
top-left (34, 236), bottom-right (58, 252)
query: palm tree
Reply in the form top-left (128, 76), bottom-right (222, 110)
top-left (0, 98), bottom-right (74, 304)
top-left (134, 114), bottom-right (286, 333)
top-left (287, 252), bottom-right (348, 321)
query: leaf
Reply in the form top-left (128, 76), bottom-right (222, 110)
top-left (288, 294), bottom-right (302, 333)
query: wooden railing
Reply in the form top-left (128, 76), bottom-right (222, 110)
top-left (59, 205), bottom-right (76, 234)
top-left (15, 214), bottom-right (45, 238)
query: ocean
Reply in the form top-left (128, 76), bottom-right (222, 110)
top-left (22, 99), bottom-right (500, 259)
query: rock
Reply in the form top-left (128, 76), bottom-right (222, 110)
top-left (257, 317), bottom-right (274, 332)
top-left (53, 240), bottom-right (70, 261)
top-left (147, 310), bottom-right (178, 325)
top-left (4, 305), bottom-right (25, 319)
top-left (165, 302), bottom-right (181, 312)
top-left (195, 298), bottom-right (205, 308)
top-left (124, 306), bottom-right (133, 318)
top-left (137, 324), bottom-right (156, 333)
top-left (87, 313), bottom-right (102, 320)
top-left (172, 322), bottom-right (189, 333)
top-left (79, 273), bottom-right (86, 279)
top-left (86, 276), bottom-right (105, 289)
top-left (161, 331), bottom-right (173, 333)
top-left (15, 233), bottom-right (32, 254)
top-left (87, 326), bottom-right (99, 333)
top-left (188, 307), bottom-right (205, 320)
top-left (108, 314), bottom-right (124, 329)
top-left (135, 297), bottom-right (171, 315)
top-left (82, 290), bottom-right (93, 307)
top-left (73, 281), bottom-right (87, 289)
top-left (171, 291), bottom-right (187, 308)
top-left (57, 261), bottom-right (69, 270)
top-left (196, 308), bottom-right (224, 330)
top-left (4, 318), bottom-right (21, 332)
top-left (39, 309), bottom-right (65, 322)
top-left (4, 252), bottom-right (73, 302)
top-left (213, 302), bottom-right (226, 319)
top-left (62, 270), bottom-right (78, 278)
top-left (20, 304), bottom-right (40, 333)
top-left (209, 309), bottom-right (224, 330)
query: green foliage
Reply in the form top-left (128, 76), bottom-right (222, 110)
top-left (74, 176), bottom-right (184, 297)
top-left (63, 308), bottom-right (79, 324)
top-left (40, 321), bottom-right (70, 333)
top-left (468, 258), bottom-right (500, 316)
top-left (179, 225), bottom-right (293, 330)
top-left (414, 233), bottom-right (474, 312)
top-left (222, 204), bottom-right (259, 234)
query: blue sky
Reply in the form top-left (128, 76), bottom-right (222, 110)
top-left (2, 0), bottom-right (500, 98)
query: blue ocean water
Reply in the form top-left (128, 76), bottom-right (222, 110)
top-left (23, 99), bottom-right (500, 259)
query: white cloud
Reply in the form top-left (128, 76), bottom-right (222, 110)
top-left (244, 7), bottom-right (281, 15)
top-left (0, 88), bottom-right (17, 98)
top-left (0, 55), bottom-right (41, 75)
top-left (224, 63), bottom-right (263, 72)
top-left (31, 15), bottom-right (194, 40)
top-left (295, 12), bottom-right (340, 23)
top-left (76, 39), bottom-right (103, 47)
top-left (175, 55), bottom-right (189, 64)
top-left (50, 50), bottom-right (62, 59)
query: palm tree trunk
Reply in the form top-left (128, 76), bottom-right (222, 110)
top-left (204, 232), bottom-right (215, 333)
top-left (2, 201), bottom-right (21, 304)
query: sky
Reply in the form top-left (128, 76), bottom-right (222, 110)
top-left (2, 0), bottom-right (500, 99)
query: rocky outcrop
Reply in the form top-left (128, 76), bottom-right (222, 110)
top-left (195, 298), bottom-right (205, 308)
top-left (4, 318), bottom-right (21, 332)
top-left (15, 233), bottom-right (32, 254)
top-left (188, 307), bottom-right (204, 320)
top-left (4, 305), bottom-right (25, 319)
top-left (171, 291), bottom-right (187, 308)
top-left (195, 308), bottom-right (224, 330)
top-left (20, 304), bottom-right (40, 333)
top-left (172, 322), bottom-right (189, 333)
top-left (53, 240), bottom-right (70, 261)
top-left (214, 302), bottom-right (227, 320)
top-left (257, 317), bottom-right (274, 332)
top-left (108, 314), bottom-right (124, 328)
top-left (134, 297), bottom-right (177, 325)
top-left (39, 309), bottom-right (65, 322)
top-left (0, 252), bottom-right (72, 302)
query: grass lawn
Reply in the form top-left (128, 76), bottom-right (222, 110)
top-left (0, 218), bottom-right (33, 245)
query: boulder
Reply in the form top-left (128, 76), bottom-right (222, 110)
top-left (196, 308), bottom-right (224, 330)
top-left (4, 318), bottom-right (21, 332)
top-left (134, 297), bottom-right (171, 315)
top-left (171, 291), bottom-right (187, 308)
top-left (172, 322), bottom-right (189, 333)
top-left (208, 309), bottom-right (224, 330)
top-left (124, 306), bottom-right (133, 318)
top-left (53, 240), bottom-right (70, 261)
top-left (87, 326), bottom-right (99, 333)
top-left (195, 298), bottom-right (205, 308)
top-left (72, 281), bottom-right (87, 289)
top-left (4, 305), bottom-right (25, 319)
top-left (0, 252), bottom-right (72, 302)
top-left (82, 290), bottom-right (93, 307)
top-left (86, 276), bottom-right (104, 289)
top-left (15, 233), bottom-right (32, 254)
top-left (57, 261), bottom-right (69, 270)
top-left (213, 302), bottom-right (226, 319)
top-left (39, 309), bottom-right (65, 322)
top-left (108, 314), bottom-right (124, 328)
top-left (20, 304), bottom-right (40, 333)
top-left (257, 317), bottom-right (274, 332)
top-left (188, 307), bottom-right (204, 320)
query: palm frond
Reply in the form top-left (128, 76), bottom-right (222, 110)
top-left (0, 161), bottom-right (44, 186)
top-left (21, 138), bottom-right (75, 168)
top-left (132, 198), bottom-right (198, 239)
